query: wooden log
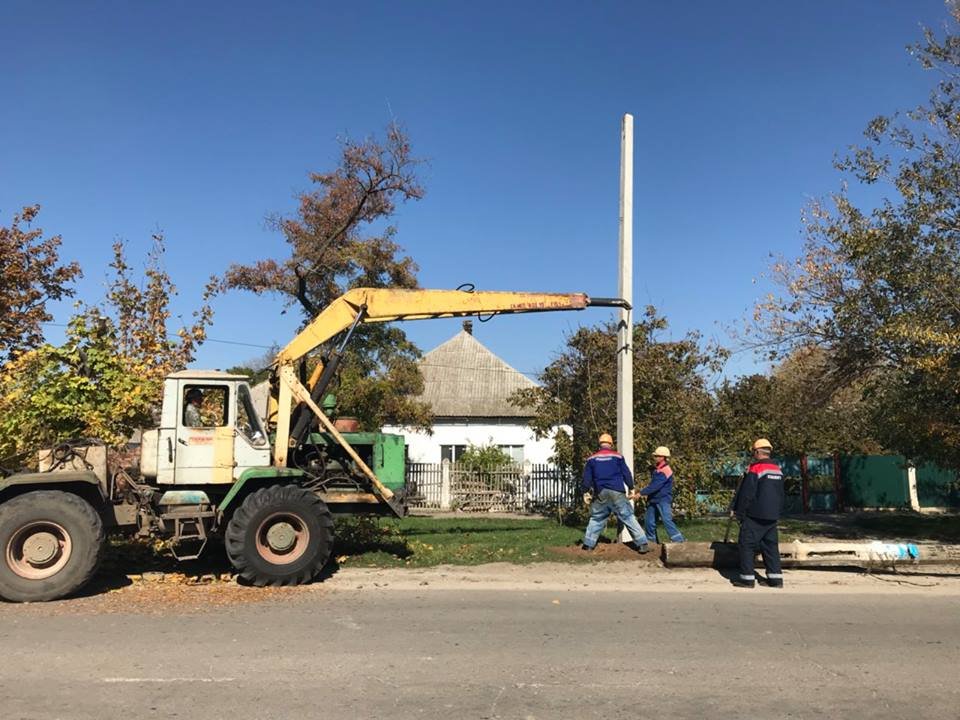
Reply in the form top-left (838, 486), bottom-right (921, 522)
top-left (662, 541), bottom-right (960, 569)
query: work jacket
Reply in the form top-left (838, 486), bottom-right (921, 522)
top-left (582, 448), bottom-right (634, 495)
top-left (730, 460), bottom-right (785, 521)
top-left (639, 461), bottom-right (674, 503)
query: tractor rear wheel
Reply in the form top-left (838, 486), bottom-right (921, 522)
top-left (224, 485), bottom-right (333, 586)
top-left (0, 491), bottom-right (104, 602)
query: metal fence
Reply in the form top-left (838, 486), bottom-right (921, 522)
top-left (405, 461), bottom-right (577, 513)
top-left (406, 454), bottom-right (960, 514)
top-left (526, 463), bottom-right (578, 510)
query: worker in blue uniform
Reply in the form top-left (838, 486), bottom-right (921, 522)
top-left (580, 433), bottom-right (650, 553)
top-left (729, 438), bottom-right (785, 588)
top-left (638, 446), bottom-right (686, 544)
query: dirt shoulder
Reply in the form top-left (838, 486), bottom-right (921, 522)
top-left (4, 556), bottom-right (958, 617)
top-left (333, 560), bottom-right (960, 596)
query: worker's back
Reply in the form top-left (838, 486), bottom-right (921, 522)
top-left (583, 448), bottom-right (632, 494)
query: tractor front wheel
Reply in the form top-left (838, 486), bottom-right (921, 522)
top-left (0, 491), bottom-right (104, 602)
top-left (224, 485), bottom-right (333, 586)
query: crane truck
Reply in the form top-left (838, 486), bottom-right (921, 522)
top-left (0, 287), bottom-right (628, 602)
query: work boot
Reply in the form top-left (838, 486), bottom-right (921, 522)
top-left (731, 577), bottom-right (755, 589)
top-left (580, 543), bottom-right (595, 552)
top-left (767, 578), bottom-right (784, 588)
top-left (635, 543), bottom-right (651, 555)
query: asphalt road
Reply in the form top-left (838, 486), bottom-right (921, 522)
top-left (1, 572), bottom-right (958, 719)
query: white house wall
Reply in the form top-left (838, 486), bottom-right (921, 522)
top-left (382, 422), bottom-right (571, 465)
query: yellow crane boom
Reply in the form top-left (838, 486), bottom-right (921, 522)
top-left (274, 288), bottom-right (618, 364)
top-left (270, 287), bottom-right (629, 515)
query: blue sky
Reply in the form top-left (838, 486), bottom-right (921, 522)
top-left (1, 1), bottom-right (950, 381)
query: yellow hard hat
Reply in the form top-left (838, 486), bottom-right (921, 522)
top-left (752, 438), bottom-right (773, 451)
top-left (598, 432), bottom-right (614, 446)
top-left (652, 446), bottom-right (671, 458)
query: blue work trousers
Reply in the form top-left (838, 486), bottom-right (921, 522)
top-left (582, 489), bottom-right (649, 549)
top-left (644, 498), bottom-right (686, 543)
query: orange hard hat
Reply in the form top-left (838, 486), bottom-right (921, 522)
top-left (752, 438), bottom-right (773, 451)
top-left (598, 433), bottom-right (614, 446)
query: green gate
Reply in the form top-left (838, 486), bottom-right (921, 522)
top-left (916, 463), bottom-right (959, 508)
top-left (839, 455), bottom-right (909, 508)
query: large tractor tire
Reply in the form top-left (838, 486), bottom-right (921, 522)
top-left (225, 485), bottom-right (334, 586)
top-left (0, 491), bottom-right (104, 603)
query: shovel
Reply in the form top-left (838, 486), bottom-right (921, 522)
top-left (723, 474), bottom-right (745, 544)
top-left (723, 513), bottom-right (737, 543)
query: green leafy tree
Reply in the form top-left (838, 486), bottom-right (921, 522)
top-left (513, 307), bottom-right (726, 515)
top-left (0, 205), bottom-right (81, 364)
top-left (0, 311), bottom-right (153, 456)
top-left (753, 11), bottom-right (960, 468)
top-left (222, 123), bottom-right (431, 431)
top-left (0, 237), bottom-right (215, 463)
top-left (458, 444), bottom-right (513, 473)
top-left (715, 347), bottom-right (881, 457)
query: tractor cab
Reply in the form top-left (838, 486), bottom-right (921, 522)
top-left (140, 370), bottom-right (271, 485)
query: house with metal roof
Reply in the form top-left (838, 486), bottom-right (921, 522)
top-left (382, 321), bottom-right (566, 464)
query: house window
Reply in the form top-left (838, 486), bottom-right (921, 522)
top-left (440, 445), bottom-right (467, 462)
top-left (498, 445), bottom-right (524, 463)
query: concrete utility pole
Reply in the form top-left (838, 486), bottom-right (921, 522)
top-left (617, 114), bottom-right (635, 542)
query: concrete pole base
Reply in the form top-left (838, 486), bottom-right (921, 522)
top-left (661, 541), bottom-right (960, 569)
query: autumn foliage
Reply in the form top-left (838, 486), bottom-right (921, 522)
top-left (751, 13), bottom-right (960, 468)
top-left (223, 123), bottom-right (432, 430)
top-left (0, 206), bottom-right (81, 364)
top-left (0, 235), bottom-right (215, 463)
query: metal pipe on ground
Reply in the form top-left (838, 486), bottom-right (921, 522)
top-left (661, 541), bottom-right (960, 569)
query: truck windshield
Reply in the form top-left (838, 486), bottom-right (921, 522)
top-left (237, 384), bottom-right (268, 446)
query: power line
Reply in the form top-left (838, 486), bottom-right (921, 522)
top-left (39, 323), bottom-right (543, 374)
top-left (204, 338), bottom-right (273, 349)
top-left (41, 322), bottom-right (274, 349)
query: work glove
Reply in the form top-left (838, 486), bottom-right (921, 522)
top-left (583, 493), bottom-right (593, 507)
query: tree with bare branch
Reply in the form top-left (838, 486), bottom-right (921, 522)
top-left (752, 12), bottom-right (960, 468)
top-left (223, 123), bottom-right (431, 430)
